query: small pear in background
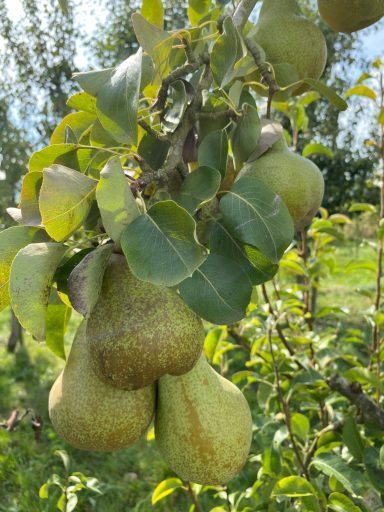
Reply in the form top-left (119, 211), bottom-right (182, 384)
top-left (155, 355), bottom-right (253, 485)
top-left (318, 0), bottom-right (384, 32)
top-left (49, 322), bottom-right (155, 451)
top-left (251, 0), bottom-right (327, 97)
top-left (87, 254), bottom-right (204, 390)
top-left (237, 133), bottom-right (324, 231)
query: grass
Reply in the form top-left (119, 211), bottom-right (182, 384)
top-left (0, 237), bottom-right (379, 511)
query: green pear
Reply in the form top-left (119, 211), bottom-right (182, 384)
top-left (237, 134), bottom-right (324, 231)
top-left (318, 0), bottom-right (384, 32)
top-left (155, 355), bottom-right (253, 485)
top-left (87, 254), bottom-right (204, 390)
top-left (251, 0), bottom-right (327, 97)
top-left (49, 322), bottom-right (155, 451)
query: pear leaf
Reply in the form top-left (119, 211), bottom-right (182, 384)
top-left (198, 130), bottom-right (228, 179)
top-left (141, 0), bottom-right (164, 28)
top-left (10, 242), bottom-right (67, 340)
top-left (211, 16), bottom-right (240, 88)
top-left (302, 143), bottom-right (334, 158)
top-left (20, 172), bottom-right (43, 226)
top-left (247, 121), bottom-right (282, 162)
top-left (66, 92), bottom-right (97, 113)
top-left (219, 176), bottom-right (294, 263)
top-left (50, 112), bottom-right (95, 145)
top-left (179, 253), bottom-right (252, 325)
top-left (175, 167), bottom-right (221, 214)
top-left (328, 493), bottom-right (363, 512)
top-left (0, 226), bottom-right (49, 311)
top-left (68, 244), bottom-right (113, 317)
top-left (188, 0), bottom-right (211, 26)
top-left (96, 157), bottom-right (140, 243)
top-left (46, 288), bottom-right (71, 360)
top-left (29, 144), bottom-right (78, 172)
top-left (96, 49), bottom-right (142, 145)
top-left (73, 68), bottom-right (114, 97)
top-left (151, 478), bottom-right (183, 505)
top-left (161, 80), bottom-right (188, 133)
top-left (121, 200), bottom-right (207, 286)
top-left (232, 103), bottom-right (262, 169)
top-left (39, 165), bottom-right (97, 242)
top-left (345, 85), bottom-right (377, 101)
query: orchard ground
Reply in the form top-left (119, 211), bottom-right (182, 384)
top-left (0, 219), bottom-right (377, 512)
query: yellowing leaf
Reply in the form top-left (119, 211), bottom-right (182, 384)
top-left (39, 165), bottom-right (97, 241)
top-left (345, 85), bottom-right (377, 101)
top-left (151, 478), bottom-right (183, 505)
top-left (141, 0), bottom-right (164, 28)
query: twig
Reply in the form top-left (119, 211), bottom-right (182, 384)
top-left (267, 326), bottom-right (310, 479)
top-left (187, 482), bottom-right (203, 512)
top-left (327, 375), bottom-right (384, 429)
top-left (233, 0), bottom-right (259, 30)
top-left (138, 119), bottom-right (168, 142)
top-left (303, 421), bottom-right (342, 471)
top-left (196, 109), bottom-right (238, 120)
top-left (243, 37), bottom-right (279, 102)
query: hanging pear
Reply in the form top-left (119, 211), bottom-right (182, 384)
top-left (49, 322), bottom-right (155, 451)
top-left (86, 254), bottom-right (204, 390)
top-left (318, 0), bottom-right (384, 32)
top-left (251, 0), bottom-right (327, 96)
top-left (237, 133), bottom-right (324, 231)
top-left (155, 355), bottom-right (253, 485)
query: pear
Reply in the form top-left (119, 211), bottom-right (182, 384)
top-left (237, 134), bottom-right (324, 231)
top-left (155, 355), bottom-right (253, 485)
top-left (49, 322), bottom-right (155, 451)
top-left (251, 0), bottom-right (327, 97)
top-left (318, 0), bottom-right (384, 32)
top-left (87, 254), bottom-right (204, 390)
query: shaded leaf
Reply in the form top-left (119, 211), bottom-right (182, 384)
top-left (291, 413), bottom-right (310, 442)
top-left (96, 157), bottom-right (140, 243)
top-left (232, 103), bottom-right (261, 169)
top-left (363, 447), bottom-right (384, 493)
top-left (68, 244), bottom-right (113, 317)
top-left (211, 16), bottom-right (239, 87)
top-left (96, 49), bottom-right (142, 145)
top-left (50, 112), bottom-right (95, 144)
top-left (73, 67), bottom-right (114, 97)
top-left (328, 492), bottom-right (363, 512)
top-left (219, 176), bottom-right (294, 263)
top-left (179, 254), bottom-right (252, 324)
top-left (342, 417), bottom-right (364, 462)
top-left (121, 200), bottom-right (207, 286)
top-left (175, 166), bottom-right (221, 214)
top-left (39, 165), bottom-right (97, 241)
top-left (247, 121), bottom-right (282, 162)
top-left (161, 80), bottom-right (188, 133)
top-left (46, 289), bottom-right (71, 360)
top-left (10, 243), bottom-right (67, 340)
top-left (20, 172), bottom-right (43, 225)
top-left (198, 129), bottom-right (228, 179)
top-left (29, 144), bottom-right (78, 172)
top-left (302, 79), bottom-right (348, 111)
top-left (311, 453), bottom-right (361, 495)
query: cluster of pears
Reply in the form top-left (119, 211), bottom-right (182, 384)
top-left (318, 0), bottom-right (384, 33)
top-left (49, 254), bottom-right (253, 485)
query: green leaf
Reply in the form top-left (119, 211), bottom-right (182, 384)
top-left (29, 144), bottom-right (78, 172)
top-left (207, 219), bottom-right (278, 285)
top-left (342, 417), bottom-right (364, 462)
top-left (302, 143), bottom-right (334, 158)
top-left (179, 254), bottom-right (252, 324)
top-left (121, 200), bottom-right (207, 286)
top-left (232, 103), bottom-right (262, 169)
top-left (51, 112), bottom-right (95, 145)
top-left (46, 288), bottom-right (71, 360)
top-left (68, 244), bottom-right (113, 317)
top-left (291, 413), bottom-right (310, 442)
top-left (303, 79), bottom-right (348, 111)
top-left (73, 67), bottom-right (114, 97)
top-left (188, 0), bottom-right (211, 25)
top-left (96, 49), bottom-right (142, 145)
top-left (272, 476), bottom-right (316, 497)
top-left (20, 172), bottom-right (43, 225)
top-left (141, 0), bottom-right (164, 28)
top-left (39, 483), bottom-right (49, 499)
top-left (363, 447), bottom-right (384, 493)
top-left (343, 367), bottom-right (380, 389)
top-left (132, 13), bottom-right (172, 79)
top-left (138, 133), bottom-right (169, 170)
top-left (311, 453), bottom-right (360, 495)
top-left (0, 227), bottom-right (49, 311)
top-left (67, 92), bottom-right (96, 114)
top-left (378, 107), bottom-right (384, 126)
top-left (219, 176), bottom-right (294, 263)
top-left (345, 85), bottom-right (377, 101)
top-left (9, 242), bottom-right (67, 340)
top-left (161, 80), bottom-right (188, 133)
top-left (348, 203), bottom-right (377, 213)
top-left (96, 157), bottom-right (140, 243)
top-left (39, 165), bottom-right (97, 242)
top-left (175, 167), bottom-right (221, 214)
top-left (58, 0), bottom-right (69, 15)
top-left (89, 119), bottom-right (119, 148)
top-left (198, 130), bottom-right (228, 179)
top-left (151, 478), bottom-right (183, 505)
top-left (211, 16), bottom-right (239, 87)
top-left (328, 492), bottom-right (363, 512)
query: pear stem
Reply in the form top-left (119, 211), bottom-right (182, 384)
top-left (233, 0), bottom-right (259, 30)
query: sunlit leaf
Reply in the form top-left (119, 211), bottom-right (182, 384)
top-left (345, 85), bottom-right (377, 101)
top-left (302, 143), bottom-right (334, 158)
top-left (188, 0), bottom-right (211, 25)
top-left (29, 144), bottom-right (78, 172)
top-left (50, 112), bottom-right (95, 144)
top-left (20, 172), bottom-right (43, 226)
top-left (67, 92), bottom-right (96, 114)
top-left (141, 0), bottom-right (164, 28)
top-left (151, 478), bottom-right (183, 505)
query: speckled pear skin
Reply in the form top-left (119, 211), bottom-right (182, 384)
top-left (252, 0), bottom-right (327, 96)
top-left (237, 135), bottom-right (324, 231)
top-left (318, 0), bottom-right (384, 32)
top-left (49, 322), bottom-right (155, 451)
top-left (86, 254), bottom-right (205, 390)
top-left (155, 355), bottom-right (253, 485)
